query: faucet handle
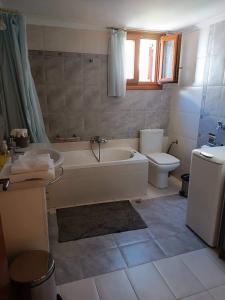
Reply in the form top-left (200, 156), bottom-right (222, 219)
top-left (217, 121), bottom-right (225, 130)
top-left (102, 138), bottom-right (108, 143)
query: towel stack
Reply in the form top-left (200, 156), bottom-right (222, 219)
top-left (10, 153), bottom-right (55, 183)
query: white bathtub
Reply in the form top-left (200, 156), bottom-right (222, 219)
top-left (47, 148), bottom-right (148, 208)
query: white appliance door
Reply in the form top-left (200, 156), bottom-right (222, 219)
top-left (186, 153), bottom-right (225, 246)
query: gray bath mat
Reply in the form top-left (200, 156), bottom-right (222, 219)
top-left (56, 200), bottom-right (147, 242)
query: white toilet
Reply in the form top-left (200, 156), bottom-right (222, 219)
top-left (140, 129), bottom-right (180, 189)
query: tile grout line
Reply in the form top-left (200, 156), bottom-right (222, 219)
top-left (51, 194), bottom-right (208, 285)
top-left (57, 250), bottom-right (225, 300)
top-left (123, 268), bottom-right (141, 300)
top-left (149, 234), bottom-right (169, 257)
top-left (153, 257), bottom-right (208, 299)
top-left (207, 290), bottom-right (220, 300)
top-left (179, 254), bottom-right (209, 290)
top-left (202, 249), bottom-right (225, 275)
top-left (179, 252), bottom-right (225, 291)
top-left (151, 263), bottom-right (177, 299)
top-left (92, 277), bottom-right (102, 300)
top-left (112, 228), bottom-right (151, 247)
top-left (117, 244), bottom-right (130, 268)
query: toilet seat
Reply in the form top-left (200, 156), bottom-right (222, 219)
top-left (140, 129), bottom-right (180, 188)
top-left (146, 153), bottom-right (180, 165)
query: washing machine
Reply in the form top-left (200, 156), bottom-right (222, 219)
top-left (186, 146), bottom-right (225, 247)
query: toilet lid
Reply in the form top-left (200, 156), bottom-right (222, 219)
top-left (146, 153), bottom-right (180, 165)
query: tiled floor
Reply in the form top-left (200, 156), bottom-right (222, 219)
top-left (48, 177), bottom-right (206, 285)
top-left (57, 248), bottom-right (225, 300)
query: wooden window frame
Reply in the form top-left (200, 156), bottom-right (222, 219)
top-left (158, 34), bottom-right (181, 83)
top-left (126, 31), bottom-right (161, 90)
top-left (126, 31), bottom-right (181, 90)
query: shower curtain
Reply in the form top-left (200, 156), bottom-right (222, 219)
top-left (108, 29), bottom-right (127, 97)
top-left (0, 12), bottom-right (49, 143)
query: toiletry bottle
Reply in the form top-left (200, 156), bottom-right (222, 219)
top-left (0, 140), bottom-right (9, 169)
top-left (1, 140), bottom-right (8, 155)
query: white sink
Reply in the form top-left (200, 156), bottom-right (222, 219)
top-left (25, 148), bottom-right (64, 168)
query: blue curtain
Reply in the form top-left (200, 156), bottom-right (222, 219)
top-left (0, 13), bottom-right (49, 143)
top-left (108, 29), bottom-right (127, 97)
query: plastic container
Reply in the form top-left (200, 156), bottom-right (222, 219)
top-left (179, 173), bottom-right (190, 198)
top-left (15, 136), bottom-right (29, 148)
top-left (9, 250), bottom-right (60, 300)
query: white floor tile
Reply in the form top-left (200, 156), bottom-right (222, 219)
top-left (143, 176), bottom-right (181, 200)
top-left (180, 250), bottom-right (225, 289)
top-left (197, 247), bottom-right (219, 259)
top-left (209, 285), bottom-right (225, 300)
top-left (198, 248), bottom-right (225, 273)
top-left (182, 291), bottom-right (215, 300)
top-left (59, 278), bottom-right (100, 300)
top-left (154, 256), bottom-right (205, 299)
top-left (126, 262), bottom-right (176, 300)
top-left (95, 270), bottom-right (138, 300)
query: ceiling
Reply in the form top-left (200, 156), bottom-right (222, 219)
top-left (2, 0), bottom-right (225, 31)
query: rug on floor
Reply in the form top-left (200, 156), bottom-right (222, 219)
top-left (56, 200), bottom-right (147, 242)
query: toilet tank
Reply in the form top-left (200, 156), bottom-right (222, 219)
top-left (140, 129), bottom-right (164, 154)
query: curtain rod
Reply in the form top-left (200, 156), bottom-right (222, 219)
top-left (0, 7), bottom-right (20, 14)
top-left (106, 27), bottom-right (164, 34)
top-left (107, 27), bottom-right (127, 31)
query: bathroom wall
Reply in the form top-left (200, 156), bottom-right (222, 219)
top-left (198, 19), bottom-right (225, 146)
top-left (169, 18), bottom-right (225, 177)
top-left (168, 27), bottom-right (209, 176)
top-left (27, 25), bottom-right (171, 141)
top-left (27, 20), bottom-right (225, 175)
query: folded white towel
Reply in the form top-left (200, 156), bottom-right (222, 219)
top-left (11, 154), bottom-right (54, 175)
top-left (10, 167), bottom-right (55, 183)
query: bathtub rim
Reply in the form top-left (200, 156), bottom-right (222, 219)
top-left (60, 147), bottom-right (148, 170)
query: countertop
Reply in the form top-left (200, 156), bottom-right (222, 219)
top-left (0, 143), bottom-right (54, 192)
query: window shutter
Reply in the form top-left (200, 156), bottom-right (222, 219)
top-left (158, 34), bottom-right (181, 83)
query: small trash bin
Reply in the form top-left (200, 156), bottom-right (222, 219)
top-left (180, 173), bottom-right (190, 198)
top-left (9, 250), bottom-right (60, 300)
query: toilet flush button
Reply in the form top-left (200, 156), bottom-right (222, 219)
top-left (200, 151), bottom-right (214, 159)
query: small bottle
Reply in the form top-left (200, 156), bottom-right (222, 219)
top-left (1, 140), bottom-right (8, 155)
top-left (0, 140), bottom-right (9, 169)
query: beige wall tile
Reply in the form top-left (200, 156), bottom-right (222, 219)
top-left (81, 30), bottom-right (108, 54)
top-left (27, 24), bottom-right (45, 50)
top-left (43, 26), bottom-right (83, 52)
top-left (27, 24), bottom-right (108, 54)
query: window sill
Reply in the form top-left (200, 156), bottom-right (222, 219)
top-left (127, 83), bottom-right (162, 90)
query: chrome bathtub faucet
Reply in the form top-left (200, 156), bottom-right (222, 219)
top-left (90, 136), bottom-right (108, 144)
top-left (90, 136), bottom-right (108, 162)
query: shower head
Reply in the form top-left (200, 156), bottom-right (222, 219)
top-left (0, 17), bottom-right (6, 30)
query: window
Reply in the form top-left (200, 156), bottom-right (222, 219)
top-left (125, 32), bottom-right (181, 90)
